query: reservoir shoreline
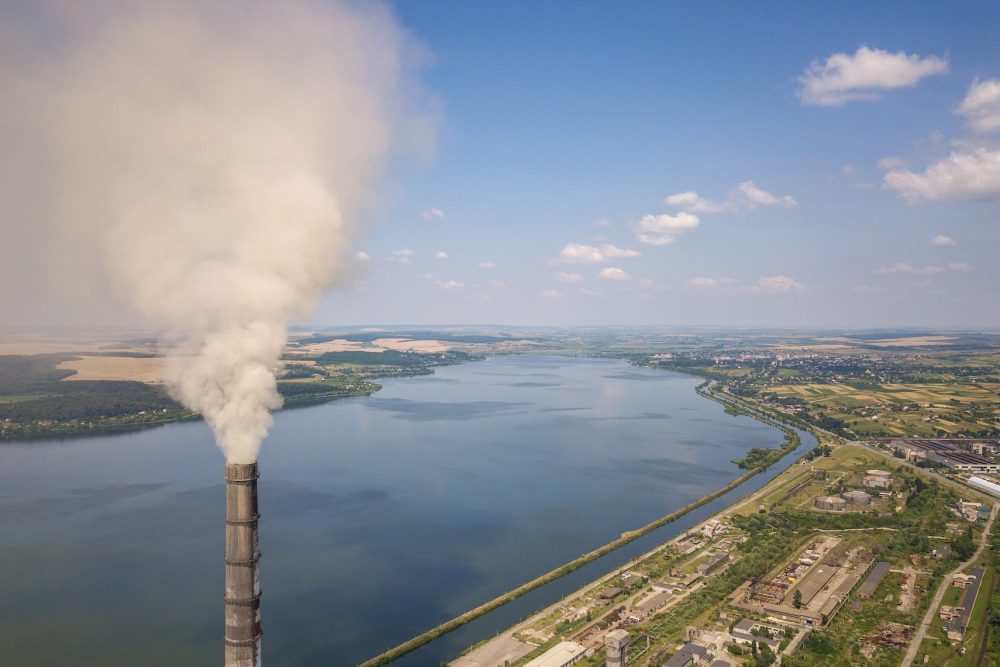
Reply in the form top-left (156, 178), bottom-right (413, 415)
top-left (361, 367), bottom-right (819, 667)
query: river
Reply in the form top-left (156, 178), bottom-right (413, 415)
top-left (0, 355), bottom-right (812, 666)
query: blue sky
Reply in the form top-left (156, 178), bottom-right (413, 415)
top-left (311, 0), bottom-right (1000, 328)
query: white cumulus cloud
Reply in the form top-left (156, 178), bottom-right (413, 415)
top-left (635, 212), bottom-right (700, 246)
top-left (797, 46), bottom-right (948, 106)
top-left (435, 279), bottom-right (464, 290)
top-left (555, 242), bottom-right (640, 264)
top-left (958, 79), bottom-right (1000, 134)
top-left (931, 235), bottom-right (955, 246)
top-left (554, 271), bottom-right (584, 284)
top-left (478, 261), bottom-right (496, 269)
top-left (355, 251), bottom-right (371, 262)
top-left (434, 250), bottom-right (448, 259)
top-left (541, 289), bottom-right (561, 298)
top-left (598, 267), bottom-right (629, 281)
top-left (883, 148), bottom-right (1000, 203)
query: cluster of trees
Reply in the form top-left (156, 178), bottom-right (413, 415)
top-left (725, 640), bottom-right (780, 665)
top-left (313, 349), bottom-right (472, 368)
top-left (803, 444), bottom-right (833, 460)
top-left (732, 447), bottom-right (782, 470)
top-left (0, 380), bottom-right (179, 422)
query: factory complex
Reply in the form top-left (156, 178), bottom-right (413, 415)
top-left (885, 438), bottom-right (1000, 474)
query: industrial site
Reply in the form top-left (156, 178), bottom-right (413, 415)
top-left (450, 434), bottom-right (998, 667)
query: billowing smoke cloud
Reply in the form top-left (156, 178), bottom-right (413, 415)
top-left (0, 1), bottom-right (430, 462)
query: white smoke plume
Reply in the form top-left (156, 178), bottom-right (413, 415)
top-left (0, 1), bottom-right (430, 462)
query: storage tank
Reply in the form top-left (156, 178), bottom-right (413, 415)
top-left (815, 495), bottom-right (846, 511)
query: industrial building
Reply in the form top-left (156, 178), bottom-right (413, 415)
top-left (524, 641), bottom-right (588, 667)
top-left (730, 619), bottom-right (781, 651)
top-left (663, 643), bottom-right (708, 667)
top-left (888, 439), bottom-right (1000, 473)
top-left (841, 490), bottom-right (872, 505)
top-left (856, 561), bottom-right (890, 597)
top-left (815, 495), bottom-right (846, 511)
top-left (968, 476), bottom-right (1000, 498)
top-left (635, 591), bottom-right (672, 613)
top-left (604, 629), bottom-right (630, 667)
top-left (862, 470), bottom-right (893, 489)
top-left (941, 567), bottom-right (984, 640)
top-left (696, 552), bottom-right (729, 575)
top-left (599, 587), bottom-right (623, 600)
top-left (680, 572), bottom-right (703, 588)
top-left (735, 536), bottom-right (871, 628)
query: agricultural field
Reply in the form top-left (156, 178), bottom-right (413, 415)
top-left (763, 382), bottom-right (1000, 437)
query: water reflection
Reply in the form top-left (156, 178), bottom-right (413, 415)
top-left (0, 356), bottom-right (787, 666)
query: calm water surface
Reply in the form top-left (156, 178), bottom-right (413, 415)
top-left (0, 356), bottom-right (792, 666)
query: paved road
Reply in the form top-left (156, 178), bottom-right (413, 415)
top-left (900, 504), bottom-right (997, 667)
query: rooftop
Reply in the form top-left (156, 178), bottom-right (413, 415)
top-left (524, 641), bottom-right (587, 667)
top-left (857, 562), bottom-right (891, 597)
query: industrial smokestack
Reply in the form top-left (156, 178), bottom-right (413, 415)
top-left (225, 462), bottom-right (262, 667)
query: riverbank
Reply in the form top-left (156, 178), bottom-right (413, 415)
top-left (358, 370), bottom-right (816, 667)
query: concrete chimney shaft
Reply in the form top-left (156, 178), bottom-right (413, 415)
top-left (224, 462), bottom-right (262, 667)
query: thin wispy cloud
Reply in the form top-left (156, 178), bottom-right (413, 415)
top-left (355, 251), bottom-right (371, 262)
top-left (685, 276), bottom-right (727, 287)
top-left (683, 275), bottom-right (801, 294)
top-left (477, 261), bottom-right (496, 269)
top-left (931, 235), bottom-right (955, 246)
top-left (876, 262), bottom-right (943, 275)
top-left (390, 248), bottom-right (414, 265)
top-left (753, 275), bottom-right (805, 293)
top-left (875, 262), bottom-right (972, 275)
top-left (797, 46), bottom-right (948, 106)
top-left (554, 271), bottom-right (584, 283)
top-left (420, 208), bottom-right (446, 221)
top-left (435, 279), bottom-right (464, 290)
top-left (665, 181), bottom-right (796, 215)
top-left (555, 242), bottom-right (640, 264)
